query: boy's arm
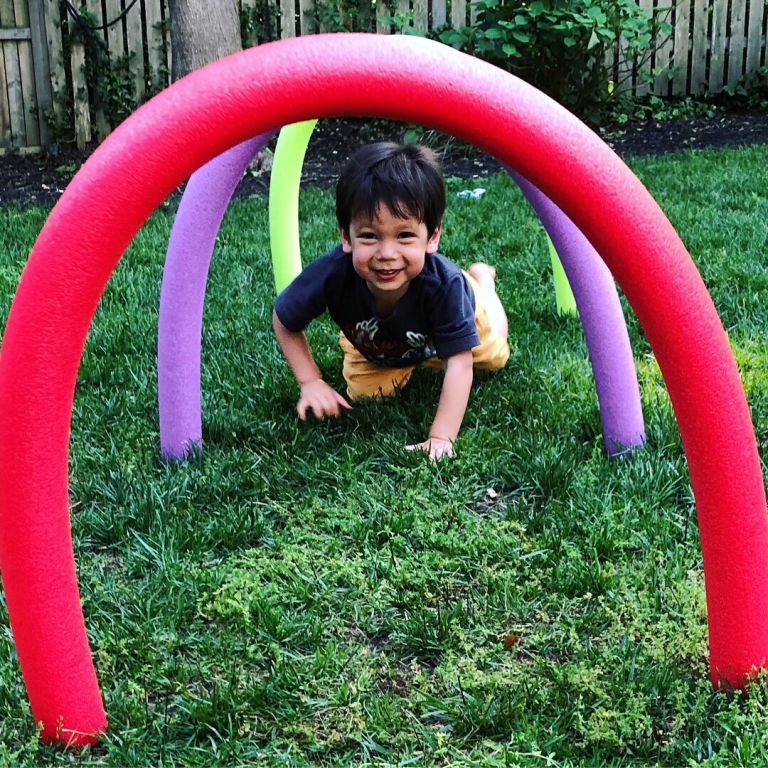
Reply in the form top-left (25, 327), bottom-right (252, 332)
top-left (407, 349), bottom-right (473, 460)
top-left (272, 309), bottom-right (351, 420)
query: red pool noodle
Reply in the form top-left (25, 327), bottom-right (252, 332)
top-left (0, 34), bottom-right (766, 744)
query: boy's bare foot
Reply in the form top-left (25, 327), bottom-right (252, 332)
top-left (467, 262), bottom-right (508, 339)
top-left (468, 262), bottom-right (496, 285)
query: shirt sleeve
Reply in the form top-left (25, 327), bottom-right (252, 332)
top-left (274, 253), bottom-right (336, 332)
top-left (429, 273), bottom-right (480, 359)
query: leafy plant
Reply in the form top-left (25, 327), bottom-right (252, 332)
top-left (306, 0), bottom-right (377, 33)
top-left (240, 1), bottom-right (280, 45)
top-left (310, 0), bottom-right (353, 32)
top-left (718, 66), bottom-right (768, 111)
top-left (436, 0), bottom-right (673, 122)
top-left (65, 9), bottom-right (137, 135)
top-left (607, 66), bottom-right (768, 126)
top-left (608, 93), bottom-right (716, 124)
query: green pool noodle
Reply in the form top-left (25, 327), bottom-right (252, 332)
top-left (269, 119), bottom-right (318, 293)
top-left (548, 235), bottom-right (578, 316)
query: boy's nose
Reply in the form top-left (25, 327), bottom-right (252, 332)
top-left (378, 240), bottom-right (397, 258)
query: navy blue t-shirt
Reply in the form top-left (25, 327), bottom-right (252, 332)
top-left (274, 245), bottom-right (479, 367)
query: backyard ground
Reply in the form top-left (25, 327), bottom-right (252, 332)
top-left (1, 111), bottom-right (768, 205)
top-left (0, 113), bottom-right (768, 765)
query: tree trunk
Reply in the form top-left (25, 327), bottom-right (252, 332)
top-left (167, 0), bottom-right (242, 81)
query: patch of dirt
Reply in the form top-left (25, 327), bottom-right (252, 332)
top-left (599, 110), bottom-right (768, 157)
top-left (2, 112), bottom-right (768, 207)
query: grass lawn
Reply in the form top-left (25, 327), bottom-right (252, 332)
top-left (0, 143), bottom-right (767, 766)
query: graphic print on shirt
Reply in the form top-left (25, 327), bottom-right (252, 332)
top-left (345, 318), bottom-right (436, 366)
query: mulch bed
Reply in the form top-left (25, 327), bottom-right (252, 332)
top-left (2, 112), bottom-right (768, 207)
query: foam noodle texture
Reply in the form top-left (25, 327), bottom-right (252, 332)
top-left (269, 119), bottom-right (317, 293)
top-left (548, 236), bottom-right (578, 316)
top-left (508, 169), bottom-right (646, 456)
top-left (158, 134), bottom-right (274, 460)
top-left (0, 34), bottom-right (766, 745)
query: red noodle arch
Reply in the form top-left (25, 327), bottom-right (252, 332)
top-left (0, 34), bottom-right (766, 744)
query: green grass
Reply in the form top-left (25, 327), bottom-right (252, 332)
top-left (0, 143), bottom-right (767, 766)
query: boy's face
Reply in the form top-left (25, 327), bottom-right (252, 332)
top-left (340, 204), bottom-right (441, 307)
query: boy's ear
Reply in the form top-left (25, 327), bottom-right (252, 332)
top-left (426, 225), bottom-right (442, 254)
top-left (340, 227), bottom-right (353, 253)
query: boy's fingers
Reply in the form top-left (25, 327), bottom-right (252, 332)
top-left (430, 443), bottom-right (453, 461)
top-left (405, 439), bottom-right (454, 460)
top-left (297, 388), bottom-right (349, 422)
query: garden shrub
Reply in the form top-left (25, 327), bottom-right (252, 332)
top-left (436, 0), bottom-right (672, 123)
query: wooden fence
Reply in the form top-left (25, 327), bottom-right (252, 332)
top-left (2, 0), bottom-right (768, 154)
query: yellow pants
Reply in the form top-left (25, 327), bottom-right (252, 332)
top-left (340, 272), bottom-right (510, 400)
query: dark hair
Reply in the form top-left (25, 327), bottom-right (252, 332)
top-left (336, 143), bottom-right (445, 238)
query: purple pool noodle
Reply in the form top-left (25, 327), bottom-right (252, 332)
top-left (158, 133), bottom-right (274, 460)
top-left (507, 168), bottom-right (646, 456)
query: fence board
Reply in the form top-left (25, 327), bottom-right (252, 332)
top-left (16, 37), bottom-right (39, 145)
top-left (240, 0), bottom-right (256, 45)
top-left (28, 0), bottom-right (51, 144)
top-left (0, 26), bottom-right (30, 39)
top-left (281, 0), bottom-right (296, 38)
top-left (0, 41), bottom-right (11, 146)
top-left (689, 0), bottom-right (707, 93)
top-left (42, 0), bottom-right (65, 117)
top-left (431, 0), bottom-right (446, 28)
top-left (470, 0), bottom-right (479, 25)
top-left (763, 4), bottom-right (768, 67)
top-left (616, 31), bottom-right (633, 93)
top-left (745, 0), bottom-right (764, 73)
top-left (125, 0), bottom-right (144, 99)
top-left (376, 0), bottom-right (389, 32)
top-left (70, 39), bottom-right (90, 148)
top-left (414, 0), bottom-right (427, 31)
top-left (13, 0), bottom-right (40, 145)
top-left (144, 0), bottom-right (164, 87)
top-left (395, 0), bottom-right (408, 29)
top-left (728, 0), bottom-right (746, 83)
top-left (709, 0), bottom-right (728, 91)
top-left (0, 0), bottom-right (25, 146)
top-left (672, 0), bottom-right (689, 95)
top-left (653, 0), bottom-right (674, 95)
top-left (84, 0), bottom-right (105, 44)
top-left (105, 0), bottom-right (123, 59)
top-left (299, 0), bottom-right (313, 34)
top-left (339, 0), bottom-right (353, 30)
top-left (163, 0), bottom-right (171, 77)
top-left (357, 0), bottom-right (372, 33)
top-left (84, 0), bottom-right (110, 137)
top-left (452, 0), bottom-right (465, 28)
top-left (636, 0), bottom-right (654, 96)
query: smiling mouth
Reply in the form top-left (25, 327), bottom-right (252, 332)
top-left (373, 268), bottom-right (402, 281)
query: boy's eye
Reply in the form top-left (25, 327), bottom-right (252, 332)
top-left (398, 231), bottom-right (416, 239)
top-left (358, 231), bottom-right (376, 240)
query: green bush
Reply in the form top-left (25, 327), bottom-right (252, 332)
top-left (719, 66), bottom-right (768, 110)
top-left (240, 1), bottom-right (280, 44)
top-left (437, 0), bottom-right (672, 122)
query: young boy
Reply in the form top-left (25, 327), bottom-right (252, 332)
top-left (273, 142), bottom-right (510, 459)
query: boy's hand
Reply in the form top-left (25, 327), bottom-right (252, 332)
top-left (406, 436), bottom-right (454, 461)
top-left (298, 379), bottom-right (352, 420)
